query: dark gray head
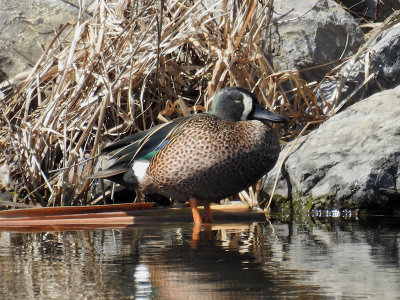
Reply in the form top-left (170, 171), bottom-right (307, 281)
top-left (209, 87), bottom-right (286, 123)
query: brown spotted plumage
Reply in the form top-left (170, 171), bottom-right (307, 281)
top-left (143, 115), bottom-right (280, 203)
top-left (90, 87), bottom-right (286, 224)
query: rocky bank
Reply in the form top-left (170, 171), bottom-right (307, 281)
top-left (263, 86), bottom-right (400, 213)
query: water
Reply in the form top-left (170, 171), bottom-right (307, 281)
top-left (0, 215), bottom-right (399, 299)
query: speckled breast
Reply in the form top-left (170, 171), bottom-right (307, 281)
top-left (142, 115), bottom-right (281, 202)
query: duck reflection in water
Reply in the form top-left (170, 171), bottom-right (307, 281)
top-left (140, 223), bottom-right (275, 299)
top-left (136, 222), bottom-right (321, 299)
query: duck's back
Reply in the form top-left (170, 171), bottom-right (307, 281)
top-left (142, 114), bottom-right (280, 202)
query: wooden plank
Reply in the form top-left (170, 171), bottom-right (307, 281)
top-left (0, 224), bottom-right (130, 232)
top-left (0, 211), bottom-right (130, 221)
top-left (0, 202), bottom-right (154, 219)
top-left (0, 216), bottom-right (135, 226)
top-left (208, 203), bottom-right (250, 212)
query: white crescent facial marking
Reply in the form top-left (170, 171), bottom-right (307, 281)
top-left (131, 159), bottom-right (150, 183)
top-left (241, 93), bottom-right (253, 120)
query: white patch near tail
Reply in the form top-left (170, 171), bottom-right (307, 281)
top-left (131, 159), bottom-right (150, 182)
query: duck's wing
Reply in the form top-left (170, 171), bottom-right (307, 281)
top-left (109, 115), bottom-right (195, 164)
top-left (89, 115), bottom-right (196, 179)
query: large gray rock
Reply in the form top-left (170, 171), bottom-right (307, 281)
top-left (266, 0), bottom-right (365, 82)
top-left (0, 0), bottom-right (86, 82)
top-left (369, 23), bottom-right (400, 90)
top-left (263, 85), bottom-right (400, 212)
top-left (318, 20), bottom-right (400, 111)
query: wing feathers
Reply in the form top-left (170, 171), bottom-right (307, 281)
top-left (90, 114), bottom-right (204, 180)
top-left (87, 168), bottom-right (127, 179)
top-left (103, 115), bottom-right (194, 167)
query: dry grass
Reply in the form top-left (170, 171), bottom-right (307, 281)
top-left (0, 0), bottom-right (329, 207)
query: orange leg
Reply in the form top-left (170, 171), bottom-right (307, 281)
top-left (134, 189), bottom-right (145, 203)
top-left (191, 223), bottom-right (201, 248)
top-left (190, 197), bottom-right (203, 225)
top-left (189, 199), bottom-right (213, 248)
top-left (202, 203), bottom-right (213, 224)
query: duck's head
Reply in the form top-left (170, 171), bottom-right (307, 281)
top-left (209, 87), bottom-right (286, 123)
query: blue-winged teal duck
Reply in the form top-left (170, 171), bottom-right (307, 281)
top-left (91, 87), bottom-right (286, 224)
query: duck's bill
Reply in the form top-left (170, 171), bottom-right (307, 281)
top-left (250, 103), bottom-right (287, 123)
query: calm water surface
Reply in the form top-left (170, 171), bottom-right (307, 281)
top-left (0, 215), bottom-right (399, 299)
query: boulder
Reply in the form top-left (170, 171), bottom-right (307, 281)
top-left (0, 0), bottom-right (88, 82)
top-left (318, 20), bottom-right (400, 110)
top-left (266, 0), bottom-right (365, 82)
top-left (263, 85), bottom-right (400, 213)
top-left (369, 23), bottom-right (400, 91)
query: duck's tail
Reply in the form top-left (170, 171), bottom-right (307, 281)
top-left (87, 159), bottom-right (151, 190)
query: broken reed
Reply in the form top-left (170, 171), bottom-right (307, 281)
top-left (0, 0), bottom-right (326, 206)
